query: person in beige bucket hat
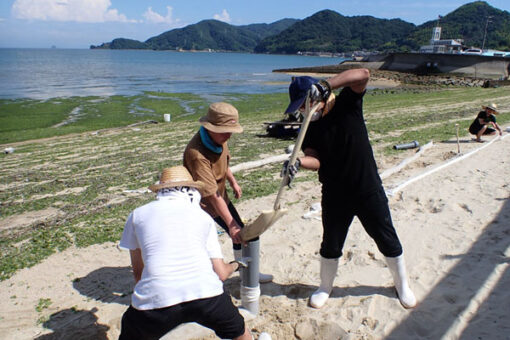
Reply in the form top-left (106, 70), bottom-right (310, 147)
top-left (199, 102), bottom-right (244, 134)
top-left (118, 165), bottom-right (260, 340)
top-left (184, 102), bottom-right (273, 314)
top-left (469, 103), bottom-right (503, 142)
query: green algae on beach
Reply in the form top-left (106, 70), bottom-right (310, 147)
top-left (0, 86), bottom-right (509, 281)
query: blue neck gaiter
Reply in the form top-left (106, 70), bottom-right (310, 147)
top-left (199, 126), bottom-right (223, 154)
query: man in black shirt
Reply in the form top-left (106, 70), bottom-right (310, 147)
top-left (282, 69), bottom-right (416, 309)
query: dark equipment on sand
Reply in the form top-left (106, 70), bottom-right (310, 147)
top-left (263, 112), bottom-right (303, 138)
top-left (393, 140), bottom-right (420, 150)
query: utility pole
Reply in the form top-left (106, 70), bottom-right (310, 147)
top-left (481, 15), bottom-right (493, 51)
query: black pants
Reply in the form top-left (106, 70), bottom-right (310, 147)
top-left (119, 292), bottom-right (245, 340)
top-left (320, 186), bottom-right (402, 259)
top-left (214, 201), bottom-right (259, 250)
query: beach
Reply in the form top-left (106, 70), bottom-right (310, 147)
top-left (1, 127), bottom-right (508, 339)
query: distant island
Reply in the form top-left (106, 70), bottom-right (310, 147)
top-left (91, 1), bottom-right (510, 55)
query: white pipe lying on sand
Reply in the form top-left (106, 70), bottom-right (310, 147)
top-left (380, 141), bottom-right (434, 180)
top-left (387, 135), bottom-right (508, 196)
top-left (230, 154), bottom-right (289, 174)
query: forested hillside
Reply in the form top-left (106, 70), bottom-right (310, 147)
top-left (90, 2), bottom-right (510, 53)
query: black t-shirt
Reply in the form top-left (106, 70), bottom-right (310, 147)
top-left (477, 111), bottom-right (496, 123)
top-left (302, 87), bottom-right (381, 196)
top-left (470, 111), bottom-right (496, 132)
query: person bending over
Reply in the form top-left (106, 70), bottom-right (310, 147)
top-left (281, 69), bottom-right (417, 309)
top-left (469, 103), bottom-right (502, 142)
top-left (118, 166), bottom-right (255, 340)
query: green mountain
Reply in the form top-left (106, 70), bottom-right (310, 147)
top-left (145, 18), bottom-right (298, 51)
top-left (90, 2), bottom-right (510, 53)
top-left (90, 38), bottom-right (149, 50)
top-left (90, 18), bottom-right (298, 51)
top-left (408, 1), bottom-right (510, 51)
top-left (254, 10), bottom-right (416, 54)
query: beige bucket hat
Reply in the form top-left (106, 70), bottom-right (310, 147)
top-left (199, 102), bottom-right (243, 133)
top-left (149, 166), bottom-right (205, 193)
top-left (482, 103), bottom-right (499, 114)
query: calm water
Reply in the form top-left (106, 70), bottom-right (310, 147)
top-left (0, 49), bottom-right (346, 100)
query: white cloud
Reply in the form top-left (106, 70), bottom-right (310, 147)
top-left (11, 0), bottom-right (137, 23)
top-left (143, 6), bottom-right (178, 24)
top-left (213, 9), bottom-right (231, 23)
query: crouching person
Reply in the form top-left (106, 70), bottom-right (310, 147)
top-left (118, 166), bottom-right (253, 340)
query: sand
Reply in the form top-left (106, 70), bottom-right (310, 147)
top-left (0, 132), bottom-right (509, 340)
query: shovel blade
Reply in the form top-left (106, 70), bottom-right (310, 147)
top-left (241, 208), bottom-right (288, 241)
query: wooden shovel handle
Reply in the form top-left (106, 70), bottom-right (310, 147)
top-left (273, 95), bottom-right (322, 210)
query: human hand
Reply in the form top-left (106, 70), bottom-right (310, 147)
top-left (231, 182), bottom-right (242, 199)
top-left (310, 80), bottom-right (332, 103)
top-left (280, 158), bottom-right (301, 188)
top-left (229, 258), bottom-right (249, 271)
top-left (228, 221), bottom-right (243, 244)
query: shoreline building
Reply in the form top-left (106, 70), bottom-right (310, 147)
top-left (419, 26), bottom-right (464, 54)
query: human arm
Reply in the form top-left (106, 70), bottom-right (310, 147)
top-left (203, 193), bottom-right (243, 244)
top-left (120, 213), bottom-right (143, 284)
top-left (210, 258), bottom-right (242, 281)
top-left (298, 148), bottom-right (320, 171)
top-left (206, 220), bottom-right (245, 281)
top-left (129, 248), bottom-right (144, 284)
top-left (492, 121), bottom-right (503, 135)
top-left (226, 167), bottom-right (242, 199)
top-left (324, 68), bottom-right (370, 94)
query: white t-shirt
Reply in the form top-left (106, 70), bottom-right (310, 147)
top-left (119, 194), bottom-right (224, 310)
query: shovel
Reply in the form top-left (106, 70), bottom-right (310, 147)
top-left (241, 94), bottom-right (322, 241)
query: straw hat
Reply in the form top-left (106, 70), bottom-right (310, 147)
top-left (199, 102), bottom-right (243, 133)
top-left (149, 166), bottom-right (205, 192)
top-left (482, 103), bottom-right (499, 114)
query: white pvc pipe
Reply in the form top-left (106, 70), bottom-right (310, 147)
top-left (380, 141), bottom-right (434, 180)
top-left (387, 134), bottom-right (507, 196)
top-left (230, 154), bottom-right (289, 174)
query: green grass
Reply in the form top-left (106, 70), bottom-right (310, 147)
top-left (0, 86), bottom-right (509, 281)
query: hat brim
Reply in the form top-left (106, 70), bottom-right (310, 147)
top-left (149, 180), bottom-right (206, 193)
top-left (284, 94), bottom-right (307, 114)
top-left (482, 106), bottom-right (499, 114)
top-left (199, 117), bottom-right (244, 133)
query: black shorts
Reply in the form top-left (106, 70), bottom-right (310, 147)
top-left (119, 292), bottom-right (245, 340)
top-left (469, 123), bottom-right (495, 135)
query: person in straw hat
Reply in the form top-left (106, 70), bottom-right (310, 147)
top-left (469, 103), bottom-right (503, 142)
top-left (281, 69), bottom-right (417, 309)
top-left (118, 166), bottom-right (270, 340)
top-left (184, 102), bottom-right (273, 315)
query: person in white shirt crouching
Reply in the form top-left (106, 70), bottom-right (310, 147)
top-left (118, 166), bottom-right (271, 340)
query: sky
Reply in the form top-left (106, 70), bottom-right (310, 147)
top-left (0, 0), bottom-right (509, 49)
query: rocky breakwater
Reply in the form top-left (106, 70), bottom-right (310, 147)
top-left (273, 63), bottom-right (492, 88)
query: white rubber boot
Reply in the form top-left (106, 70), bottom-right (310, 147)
top-left (309, 257), bottom-right (339, 309)
top-left (385, 254), bottom-right (417, 308)
top-left (234, 249), bottom-right (273, 284)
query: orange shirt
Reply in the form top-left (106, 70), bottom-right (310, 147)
top-left (183, 132), bottom-right (230, 217)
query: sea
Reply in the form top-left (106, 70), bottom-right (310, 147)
top-left (0, 48), bottom-right (346, 100)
